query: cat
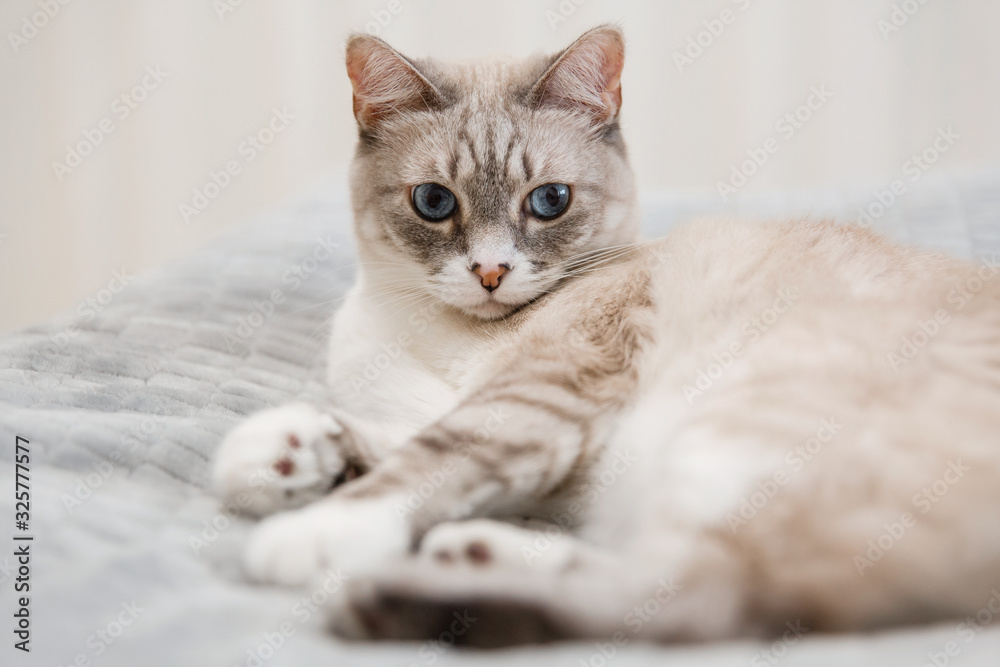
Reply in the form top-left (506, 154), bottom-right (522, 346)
top-left (212, 26), bottom-right (1000, 645)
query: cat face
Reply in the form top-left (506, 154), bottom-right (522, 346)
top-left (346, 27), bottom-right (639, 319)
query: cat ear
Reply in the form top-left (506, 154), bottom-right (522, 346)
top-left (345, 34), bottom-right (443, 132)
top-left (529, 26), bottom-right (625, 125)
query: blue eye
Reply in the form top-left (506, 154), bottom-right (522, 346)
top-left (412, 183), bottom-right (457, 222)
top-left (528, 183), bottom-right (571, 220)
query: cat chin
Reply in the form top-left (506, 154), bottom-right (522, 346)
top-left (450, 297), bottom-right (525, 321)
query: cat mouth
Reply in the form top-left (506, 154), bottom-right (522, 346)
top-left (462, 286), bottom-right (548, 320)
top-left (441, 288), bottom-right (523, 320)
top-left (434, 269), bottom-right (552, 320)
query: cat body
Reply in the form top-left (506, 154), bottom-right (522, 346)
top-left (212, 26), bottom-right (1000, 644)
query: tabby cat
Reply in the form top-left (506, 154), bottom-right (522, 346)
top-left (213, 26), bottom-right (1000, 645)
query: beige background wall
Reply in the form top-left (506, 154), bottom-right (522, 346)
top-left (1, 0), bottom-right (999, 333)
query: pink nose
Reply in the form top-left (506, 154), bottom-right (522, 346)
top-left (471, 263), bottom-right (510, 292)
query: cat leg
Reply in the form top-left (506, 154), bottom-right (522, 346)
top-left (239, 385), bottom-right (612, 585)
top-left (242, 271), bottom-right (655, 585)
top-left (212, 403), bottom-right (411, 517)
top-left (241, 372), bottom-right (636, 584)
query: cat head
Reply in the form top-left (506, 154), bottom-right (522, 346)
top-left (345, 26), bottom-right (639, 320)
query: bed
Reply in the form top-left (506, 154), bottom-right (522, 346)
top-left (2, 167), bottom-right (1000, 666)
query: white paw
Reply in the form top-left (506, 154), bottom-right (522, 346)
top-left (419, 519), bottom-right (577, 572)
top-left (213, 403), bottom-right (360, 517)
top-left (245, 497), bottom-right (409, 587)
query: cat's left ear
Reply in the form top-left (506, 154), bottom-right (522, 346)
top-left (528, 26), bottom-right (625, 125)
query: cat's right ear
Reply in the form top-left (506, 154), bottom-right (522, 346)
top-left (345, 35), bottom-right (443, 133)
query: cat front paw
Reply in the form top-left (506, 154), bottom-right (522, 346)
top-left (212, 403), bottom-right (362, 517)
top-left (244, 497), bottom-right (408, 586)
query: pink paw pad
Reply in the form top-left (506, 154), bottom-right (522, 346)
top-left (273, 458), bottom-right (295, 476)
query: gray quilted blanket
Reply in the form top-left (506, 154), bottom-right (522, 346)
top-left (2, 170), bottom-right (1000, 666)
